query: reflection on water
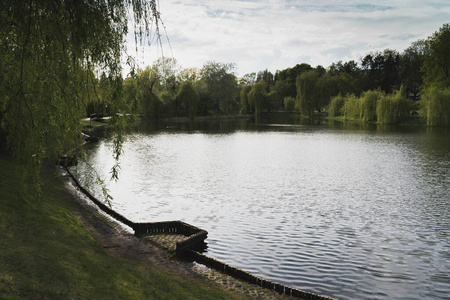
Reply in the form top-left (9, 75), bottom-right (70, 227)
top-left (72, 118), bottom-right (450, 300)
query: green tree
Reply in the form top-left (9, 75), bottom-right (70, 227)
top-left (176, 81), bottom-right (199, 119)
top-left (194, 80), bottom-right (215, 116)
top-left (0, 0), bottom-right (161, 194)
top-left (133, 67), bottom-right (163, 119)
top-left (266, 91), bottom-right (279, 112)
top-left (420, 87), bottom-right (450, 126)
top-left (123, 75), bottom-right (141, 115)
top-left (296, 70), bottom-right (320, 117)
top-left (247, 81), bottom-right (267, 115)
top-left (360, 90), bottom-right (383, 122)
top-left (343, 94), bottom-right (360, 120)
top-left (141, 90), bottom-right (163, 119)
top-left (152, 57), bottom-right (181, 95)
top-left (283, 97), bottom-right (295, 112)
top-left (240, 73), bottom-right (257, 85)
top-left (272, 80), bottom-right (290, 109)
top-left (328, 61), bottom-right (344, 76)
top-left (328, 94), bottom-right (345, 117)
top-left (383, 49), bottom-right (401, 93)
top-left (277, 63), bottom-right (313, 98)
top-left (179, 67), bottom-right (200, 83)
top-left (376, 86), bottom-right (408, 124)
top-left (257, 69), bottom-right (274, 91)
top-left (240, 85), bottom-right (252, 114)
top-left (360, 50), bottom-right (402, 93)
top-left (159, 90), bottom-right (176, 117)
top-left (200, 61), bottom-right (238, 113)
top-left (422, 23), bottom-right (450, 88)
top-left (400, 40), bottom-right (425, 99)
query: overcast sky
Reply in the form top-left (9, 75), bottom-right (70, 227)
top-left (126, 0), bottom-right (450, 77)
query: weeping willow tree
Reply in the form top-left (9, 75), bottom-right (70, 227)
top-left (328, 93), bottom-right (345, 117)
top-left (247, 81), bottom-right (267, 116)
top-left (296, 70), bottom-right (319, 117)
top-left (0, 0), bottom-right (162, 197)
top-left (376, 86), bottom-right (408, 124)
top-left (421, 87), bottom-right (450, 126)
top-left (343, 94), bottom-right (360, 120)
top-left (360, 89), bottom-right (383, 122)
top-left (240, 85), bottom-right (252, 114)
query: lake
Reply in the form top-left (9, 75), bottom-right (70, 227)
top-left (71, 117), bottom-right (450, 300)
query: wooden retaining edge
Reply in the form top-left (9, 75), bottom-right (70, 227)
top-left (132, 221), bottom-right (208, 255)
top-left (186, 251), bottom-right (338, 300)
top-left (133, 221), bottom-right (181, 235)
top-left (62, 163), bottom-right (208, 253)
top-left (62, 164), bottom-right (135, 229)
top-left (176, 230), bottom-right (208, 256)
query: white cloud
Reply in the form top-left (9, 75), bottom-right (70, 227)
top-left (125, 0), bottom-right (450, 77)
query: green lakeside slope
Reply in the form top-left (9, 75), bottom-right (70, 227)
top-left (0, 152), bottom-right (245, 299)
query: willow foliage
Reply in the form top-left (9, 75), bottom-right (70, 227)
top-left (0, 0), bottom-right (161, 196)
top-left (421, 87), bottom-right (450, 126)
top-left (296, 70), bottom-right (319, 117)
top-left (343, 94), bottom-right (360, 120)
top-left (248, 81), bottom-right (267, 115)
top-left (240, 85), bottom-right (252, 114)
top-left (328, 94), bottom-right (345, 117)
top-left (376, 86), bottom-right (408, 124)
top-left (283, 97), bottom-right (295, 112)
top-left (360, 90), bottom-right (383, 122)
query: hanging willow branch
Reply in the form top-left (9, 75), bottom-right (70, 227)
top-left (0, 0), bottom-right (164, 201)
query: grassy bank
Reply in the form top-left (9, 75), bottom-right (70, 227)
top-left (0, 152), bottom-right (247, 299)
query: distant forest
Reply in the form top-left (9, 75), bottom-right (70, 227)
top-left (88, 23), bottom-right (449, 126)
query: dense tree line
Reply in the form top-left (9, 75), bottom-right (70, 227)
top-left (236, 23), bottom-right (449, 126)
top-left (119, 59), bottom-right (240, 119)
top-left (121, 24), bottom-right (448, 126)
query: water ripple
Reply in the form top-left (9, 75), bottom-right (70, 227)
top-left (72, 125), bottom-right (450, 300)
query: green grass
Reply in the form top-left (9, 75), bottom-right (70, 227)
top-left (0, 153), bottom-right (247, 299)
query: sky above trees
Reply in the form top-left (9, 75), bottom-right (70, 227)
top-left (126, 0), bottom-right (450, 77)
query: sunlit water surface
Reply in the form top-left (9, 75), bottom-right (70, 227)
top-left (71, 120), bottom-right (450, 300)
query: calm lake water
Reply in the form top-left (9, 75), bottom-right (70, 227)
top-left (72, 117), bottom-right (450, 300)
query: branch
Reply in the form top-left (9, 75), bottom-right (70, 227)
top-left (19, 0), bottom-right (36, 128)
